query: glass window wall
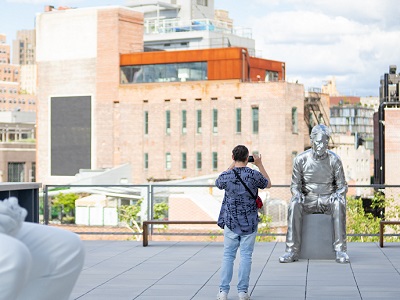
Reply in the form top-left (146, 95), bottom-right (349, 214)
top-left (121, 62), bottom-right (207, 84)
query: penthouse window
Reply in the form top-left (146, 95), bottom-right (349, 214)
top-left (120, 62), bottom-right (207, 84)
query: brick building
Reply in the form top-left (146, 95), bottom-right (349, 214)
top-left (0, 34), bottom-right (36, 182)
top-left (35, 5), bottom-right (305, 185)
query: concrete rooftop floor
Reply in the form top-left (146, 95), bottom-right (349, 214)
top-left (70, 241), bottom-right (400, 300)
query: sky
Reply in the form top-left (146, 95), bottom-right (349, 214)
top-left (1, 0), bottom-right (399, 97)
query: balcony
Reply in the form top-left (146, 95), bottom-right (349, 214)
top-left (143, 18), bottom-right (252, 39)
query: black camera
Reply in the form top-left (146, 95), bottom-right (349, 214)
top-left (248, 155), bottom-right (254, 162)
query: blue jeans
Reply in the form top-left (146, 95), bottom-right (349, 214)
top-left (219, 225), bottom-right (257, 293)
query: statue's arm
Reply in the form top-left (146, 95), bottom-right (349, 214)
top-left (290, 157), bottom-right (304, 202)
top-left (332, 157), bottom-right (348, 202)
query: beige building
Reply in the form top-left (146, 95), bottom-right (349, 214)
top-left (119, 80), bottom-right (304, 184)
top-left (0, 33), bottom-right (37, 112)
top-left (12, 30), bottom-right (36, 65)
top-left (35, 5), bottom-right (306, 185)
top-left (12, 30), bottom-right (37, 95)
top-left (0, 34), bottom-right (36, 182)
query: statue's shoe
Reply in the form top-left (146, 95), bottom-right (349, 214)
top-left (279, 252), bottom-right (299, 263)
top-left (336, 251), bottom-right (350, 264)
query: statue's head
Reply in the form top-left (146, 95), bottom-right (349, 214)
top-left (310, 124), bottom-right (331, 158)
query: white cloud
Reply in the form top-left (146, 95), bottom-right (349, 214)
top-left (244, 0), bottom-right (400, 96)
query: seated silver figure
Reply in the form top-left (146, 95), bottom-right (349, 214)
top-left (279, 124), bottom-right (350, 264)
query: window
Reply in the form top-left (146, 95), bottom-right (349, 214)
top-left (196, 152), bottom-right (202, 169)
top-left (30, 162), bottom-right (36, 182)
top-left (212, 152), bottom-right (218, 170)
top-left (196, 110), bottom-right (202, 133)
top-left (265, 71), bottom-right (278, 82)
top-left (212, 109), bottom-right (218, 133)
top-left (166, 152), bottom-right (171, 170)
top-left (166, 110), bottom-right (171, 134)
top-left (252, 107), bottom-right (259, 134)
top-left (8, 162), bottom-right (24, 182)
top-left (236, 108), bottom-right (242, 133)
top-left (182, 152), bottom-right (187, 169)
top-left (120, 62), bottom-right (207, 84)
top-left (197, 0), bottom-right (208, 6)
top-left (144, 153), bottom-right (148, 169)
top-left (292, 107), bottom-right (298, 133)
top-left (144, 111), bottom-right (149, 134)
top-left (182, 110), bottom-right (187, 134)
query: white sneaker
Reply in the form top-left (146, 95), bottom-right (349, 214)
top-left (217, 290), bottom-right (228, 300)
top-left (238, 291), bottom-right (250, 300)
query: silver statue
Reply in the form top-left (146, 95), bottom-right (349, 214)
top-left (279, 124), bottom-right (349, 264)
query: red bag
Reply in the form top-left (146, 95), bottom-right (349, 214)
top-left (256, 196), bottom-right (263, 209)
top-left (233, 169), bottom-right (263, 209)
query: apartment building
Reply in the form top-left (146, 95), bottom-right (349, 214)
top-left (35, 5), bottom-right (305, 185)
top-left (12, 29), bottom-right (36, 65)
top-left (0, 34), bottom-right (36, 112)
top-left (375, 65), bottom-right (400, 187)
top-left (0, 34), bottom-right (36, 182)
top-left (330, 101), bottom-right (374, 149)
top-left (12, 30), bottom-right (37, 95)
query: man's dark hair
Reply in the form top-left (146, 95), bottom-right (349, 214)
top-left (232, 145), bottom-right (249, 162)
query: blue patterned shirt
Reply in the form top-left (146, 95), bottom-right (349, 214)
top-left (216, 167), bottom-right (268, 235)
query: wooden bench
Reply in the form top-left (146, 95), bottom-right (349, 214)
top-left (142, 220), bottom-right (217, 247)
top-left (379, 220), bottom-right (400, 247)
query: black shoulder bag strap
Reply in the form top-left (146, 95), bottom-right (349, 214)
top-left (232, 169), bottom-right (257, 199)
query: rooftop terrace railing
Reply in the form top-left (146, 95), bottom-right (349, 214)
top-left (144, 18), bottom-right (252, 39)
top-left (39, 184), bottom-right (400, 242)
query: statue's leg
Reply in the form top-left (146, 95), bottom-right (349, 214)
top-left (15, 222), bottom-right (85, 300)
top-left (285, 200), bottom-right (303, 253)
top-left (279, 200), bottom-right (303, 262)
top-left (332, 199), bottom-right (347, 252)
top-left (0, 233), bottom-right (31, 300)
top-left (331, 199), bottom-right (349, 263)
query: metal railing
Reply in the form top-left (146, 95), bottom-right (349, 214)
top-left (41, 184), bottom-right (400, 241)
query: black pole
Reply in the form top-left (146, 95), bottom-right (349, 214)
top-left (378, 101), bottom-right (385, 184)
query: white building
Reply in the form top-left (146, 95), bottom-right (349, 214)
top-left (126, 0), bottom-right (256, 54)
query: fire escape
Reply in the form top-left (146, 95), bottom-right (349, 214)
top-left (304, 89), bottom-right (334, 147)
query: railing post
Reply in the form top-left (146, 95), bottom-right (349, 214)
top-left (44, 185), bottom-right (49, 225)
top-left (143, 222), bottom-right (148, 247)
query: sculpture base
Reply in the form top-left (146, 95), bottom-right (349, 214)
top-left (299, 213), bottom-right (336, 260)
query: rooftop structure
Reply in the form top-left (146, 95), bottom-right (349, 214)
top-left (126, 0), bottom-right (256, 55)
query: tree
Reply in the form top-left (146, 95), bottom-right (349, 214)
top-left (118, 200), bottom-right (169, 241)
top-left (347, 192), bottom-right (400, 242)
top-left (52, 193), bottom-right (79, 223)
top-left (118, 199), bottom-right (143, 241)
top-left (256, 213), bottom-right (273, 242)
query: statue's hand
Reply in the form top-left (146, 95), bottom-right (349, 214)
top-left (292, 191), bottom-right (305, 203)
top-left (0, 197), bottom-right (27, 236)
top-left (329, 193), bottom-right (345, 204)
